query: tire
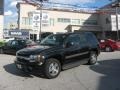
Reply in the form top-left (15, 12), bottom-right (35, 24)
top-left (89, 52), bottom-right (97, 65)
top-left (43, 58), bottom-right (61, 79)
top-left (105, 46), bottom-right (112, 52)
top-left (0, 48), bottom-right (4, 54)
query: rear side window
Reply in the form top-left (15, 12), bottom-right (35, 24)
top-left (66, 34), bottom-right (81, 45)
top-left (85, 33), bottom-right (99, 45)
top-left (18, 40), bottom-right (26, 45)
top-left (79, 34), bottom-right (88, 45)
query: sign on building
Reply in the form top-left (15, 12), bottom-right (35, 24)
top-left (3, 30), bottom-right (9, 37)
top-left (118, 15), bottom-right (120, 30)
top-left (111, 15), bottom-right (117, 31)
top-left (32, 11), bottom-right (49, 32)
top-left (32, 12), bottom-right (40, 32)
top-left (9, 30), bottom-right (29, 38)
top-left (42, 12), bottom-right (49, 27)
top-left (111, 15), bottom-right (120, 31)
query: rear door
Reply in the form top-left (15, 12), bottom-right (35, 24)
top-left (78, 33), bottom-right (89, 60)
top-left (64, 34), bottom-right (89, 63)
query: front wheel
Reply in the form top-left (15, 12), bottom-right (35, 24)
top-left (89, 52), bottom-right (97, 65)
top-left (44, 58), bottom-right (61, 79)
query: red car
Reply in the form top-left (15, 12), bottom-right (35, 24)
top-left (99, 39), bottom-right (120, 52)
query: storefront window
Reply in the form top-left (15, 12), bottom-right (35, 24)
top-left (58, 18), bottom-right (71, 23)
top-left (26, 18), bottom-right (29, 25)
top-left (29, 18), bottom-right (33, 25)
top-left (71, 19), bottom-right (80, 24)
top-left (50, 18), bottom-right (54, 26)
top-left (22, 17), bottom-right (26, 25)
top-left (81, 19), bottom-right (98, 25)
top-left (22, 17), bottom-right (32, 25)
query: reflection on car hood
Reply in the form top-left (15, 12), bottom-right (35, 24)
top-left (17, 45), bottom-right (51, 56)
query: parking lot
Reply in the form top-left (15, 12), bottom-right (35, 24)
top-left (0, 51), bottom-right (120, 90)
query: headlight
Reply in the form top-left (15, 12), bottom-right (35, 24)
top-left (29, 55), bottom-right (44, 65)
top-left (29, 55), bottom-right (44, 62)
top-left (29, 55), bottom-right (38, 60)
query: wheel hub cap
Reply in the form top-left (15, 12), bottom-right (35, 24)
top-left (49, 62), bottom-right (59, 76)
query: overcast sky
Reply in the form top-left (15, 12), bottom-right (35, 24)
top-left (4, 0), bottom-right (112, 27)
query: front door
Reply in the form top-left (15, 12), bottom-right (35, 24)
top-left (3, 40), bottom-right (12, 54)
top-left (10, 40), bottom-right (19, 54)
top-left (78, 34), bottom-right (89, 60)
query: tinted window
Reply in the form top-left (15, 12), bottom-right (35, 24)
top-left (40, 34), bottom-right (66, 46)
top-left (86, 33), bottom-right (98, 45)
top-left (41, 33), bottom-right (53, 39)
top-left (11, 41), bottom-right (19, 46)
top-left (18, 40), bottom-right (26, 46)
top-left (79, 34), bottom-right (88, 45)
top-left (66, 34), bottom-right (80, 45)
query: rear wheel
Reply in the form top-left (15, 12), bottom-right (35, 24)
top-left (89, 52), bottom-right (97, 65)
top-left (0, 48), bottom-right (4, 54)
top-left (105, 46), bottom-right (112, 52)
top-left (44, 58), bottom-right (61, 79)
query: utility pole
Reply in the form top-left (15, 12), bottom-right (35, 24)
top-left (35, 0), bottom-right (48, 40)
top-left (39, 0), bottom-right (43, 40)
top-left (22, 0), bottom-right (48, 40)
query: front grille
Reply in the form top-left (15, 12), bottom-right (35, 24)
top-left (17, 53), bottom-right (30, 57)
top-left (17, 58), bottom-right (29, 63)
top-left (17, 58), bottom-right (38, 66)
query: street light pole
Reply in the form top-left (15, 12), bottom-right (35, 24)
top-left (39, 1), bottom-right (42, 40)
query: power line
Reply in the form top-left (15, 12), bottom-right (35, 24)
top-left (22, 0), bottom-right (98, 9)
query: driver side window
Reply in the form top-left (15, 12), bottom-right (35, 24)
top-left (11, 41), bottom-right (19, 46)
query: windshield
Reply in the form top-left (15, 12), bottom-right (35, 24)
top-left (40, 34), bottom-right (66, 46)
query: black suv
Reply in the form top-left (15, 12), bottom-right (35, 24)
top-left (15, 32), bottom-right (100, 79)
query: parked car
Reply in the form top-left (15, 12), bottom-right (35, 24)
top-left (99, 39), bottom-right (120, 52)
top-left (15, 32), bottom-right (100, 79)
top-left (0, 39), bottom-right (36, 55)
top-left (3, 37), bottom-right (15, 42)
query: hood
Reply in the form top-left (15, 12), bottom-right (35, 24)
top-left (17, 45), bottom-right (51, 56)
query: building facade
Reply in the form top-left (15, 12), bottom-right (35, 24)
top-left (5, 22), bottom-right (18, 30)
top-left (0, 0), bottom-right (4, 40)
top-left (17, 3), bottom-right (102, 40)
top-left (98, 1), bottom-right (120, 40)
top-left (17, 2), bottom-right (120, 40)
top-left (0, 15), bottom-right (4, 39)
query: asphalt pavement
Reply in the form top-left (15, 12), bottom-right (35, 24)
top-left (0, 51), bottom-right (120, 90)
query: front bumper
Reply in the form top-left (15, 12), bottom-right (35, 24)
top-left (14, 58), bottom-right (43, 72)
